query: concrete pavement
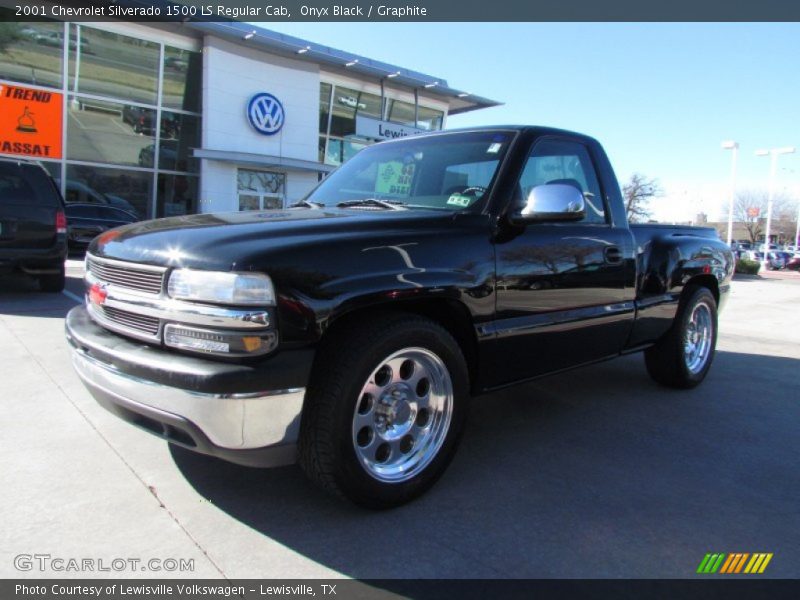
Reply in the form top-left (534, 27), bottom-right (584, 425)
top-left (1, 266), bottom-right (798, 579)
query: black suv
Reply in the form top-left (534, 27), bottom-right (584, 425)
top-left (0, 158), bottom-right (67, 292)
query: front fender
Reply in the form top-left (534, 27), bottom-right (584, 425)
top-left (266, 215), bottom-right (495, 346)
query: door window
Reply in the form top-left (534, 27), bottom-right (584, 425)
top-left (237, 169), bottom-right (285, 211)
top-left (518, 139), bottom-right (606, 224)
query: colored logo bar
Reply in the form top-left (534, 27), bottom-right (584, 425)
top-left (697, 553), bottom-right (773, 574)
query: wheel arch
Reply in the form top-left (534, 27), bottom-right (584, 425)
top-left (319, 298), bottom-right (480, 391)
top-left (683, 274), bottom-right (720, 306)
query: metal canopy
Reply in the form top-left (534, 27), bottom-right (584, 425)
top-left (193, 148), bottom-right (336, 173)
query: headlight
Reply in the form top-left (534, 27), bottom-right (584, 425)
top-left (167, 269), bottom-right (275, 306)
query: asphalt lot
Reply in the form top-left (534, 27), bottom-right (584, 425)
top-left (1, 263), bottom-right (798, 579)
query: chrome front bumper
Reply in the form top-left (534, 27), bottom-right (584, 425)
top-left (66, 306), bottom-right (307, 467)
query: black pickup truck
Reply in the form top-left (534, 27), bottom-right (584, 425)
top-left (66, 127), bottom-right (734, 508)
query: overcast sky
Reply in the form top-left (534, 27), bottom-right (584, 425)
top-left (263, 22), bottom-right (800, 222)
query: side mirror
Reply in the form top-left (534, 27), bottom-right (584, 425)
top-left (510, 183), bottom-right (586, 224)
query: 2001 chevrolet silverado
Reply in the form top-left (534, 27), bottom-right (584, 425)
top-left (66, 127), bottom-right (734, 508)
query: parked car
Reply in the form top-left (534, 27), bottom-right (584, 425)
top-left (785, 254), bottom-right (800, 271)
top-left (0, 158), bottom-right (67, 292)
top-left (137, 144), bottom-right (178, 169)
top-left (338, 95), bottom-right (366, 109)
top-left (745, 251), bottom-right (786, 270)
top-left (121, 105), bottom-right (155, 135)
top-left (164, 56), bottom-right (189, 72)
top-left (58, 179), bottom-right (140, 218)
top-left (765, 251), bottom-right (787, 270)
top-left (18, 26), bottom-right (42, 41)
top-left (66, 126), bottom-right (735, 508)
top-left (122, 106), bottom-right (179, 138)
top-left (36, 31), bottom-right (91, 53)
top-left (64, 203), bottom-right (139, 253)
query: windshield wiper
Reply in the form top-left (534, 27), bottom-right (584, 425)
top-left (289, 200), bottom-right (325, 209)
top-left (336, 198), bottom-right (407, 210)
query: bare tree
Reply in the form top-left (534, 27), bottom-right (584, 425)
top-left (730, 189), bottom-right (793, 244)
top-left (623, 173), bottom-right (662, 223)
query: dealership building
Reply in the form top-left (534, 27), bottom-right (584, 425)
top-left (0, 15), bottom-right (499, 218)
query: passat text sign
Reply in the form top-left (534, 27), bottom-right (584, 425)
top-left (355, 116), bottom-right (425, 141)
top-left (0, 83), bottom-right (63, 159)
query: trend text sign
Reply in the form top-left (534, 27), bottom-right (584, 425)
top-left (0, 84), bottom-right (63, 159)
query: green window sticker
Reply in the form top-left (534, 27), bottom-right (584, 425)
top-left (447, 194), bottom-right (473, 208)
top-left (375, 161), bottom-right (415, 197)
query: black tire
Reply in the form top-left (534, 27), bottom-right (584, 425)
top-left (38, 264), bottom-right (65, 293)
top-left (644, 286), bottom-right (718, 389)
top-left (298, 313), bottom-right (470, 509)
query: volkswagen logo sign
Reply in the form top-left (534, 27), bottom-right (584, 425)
top-left (247, 93), bottom-right (285, 136)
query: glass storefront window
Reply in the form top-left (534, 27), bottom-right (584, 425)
top-left (319, 82), bottom-right (446, 167)
top-left (0, 19), bottom-right (63, 89)
top-left (324, 137), bottom-right (370, 166)
top-left (417, 106), bottom-right (444, 131)
top-left (329, 85), bottom-right (382, 138)
top-left (67, 96), bottom-right (156, 167)
top-left (65, 164), bottom-right (153, 219)
top-left (157, 173), bottom-right (197, 218)
top-left (238, 195), bottom-right (259, 211)
top-left (3, 20), bottom-right (201, 226)
top-left (159, 112), bottom-right (199, 172)
top-left (162, 46), bottom-right (201, 112)
top-left (387, 99), bottom-right (417, 127)
top-left (40, 161), bottom-right (61, 181)
top-left (386, 100), bottom-right (443, 129)
top-left (68, 25), bottom-right (159, 105)
top-left (325, 138), bottom-right (342, 166)
top-left (237, 169), bottom-right (285, 210)
top-left (319, 82), bottom-right (331, 134)
top-left (343, 138), bottom-right (368, 162)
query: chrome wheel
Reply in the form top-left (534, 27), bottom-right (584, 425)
top-left (352, 347), bottom-right (453, 483)
top-left (683, 301), bottom-right (713, 374)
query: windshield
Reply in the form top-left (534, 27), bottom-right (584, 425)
top-left (304, 130), bottom-right (514, 211)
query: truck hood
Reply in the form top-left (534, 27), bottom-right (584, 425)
top-left (89, 207), bottom-right (458, 271)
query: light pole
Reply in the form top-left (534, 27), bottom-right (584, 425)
top-left (755, 146), bottom-right (795, 266)
top-left (782, 173), bottom-right (800, 251)
top-left (721, 141), bottom-right (739, 246)
top-left (795, 200), bottom-right (800, 250)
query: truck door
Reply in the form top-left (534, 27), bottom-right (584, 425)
top-left (490, 137), bottom-right (635, 386)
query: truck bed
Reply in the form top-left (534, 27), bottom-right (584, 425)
top-left (630, 223), bottom-right (721, 243)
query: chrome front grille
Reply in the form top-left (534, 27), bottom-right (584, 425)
top-left (97, 305), bottom-right (160, 336)
top-left (87, 256), bottom-right (165, 295)
top-left (84, 254), bottom-right (272, 349)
